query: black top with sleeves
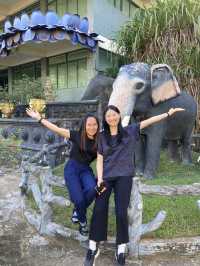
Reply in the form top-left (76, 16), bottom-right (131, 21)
top-left (69, 130), bottom-right (97, 165)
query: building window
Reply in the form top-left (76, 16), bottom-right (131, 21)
top-left (107, 0), bottom-right (136, 18)
top-left (48, 0), bottom-right (87, 17)
top-left (48, 50), bottom-right (88, 90)
top-left (12, 61), bottom-right (41, 85)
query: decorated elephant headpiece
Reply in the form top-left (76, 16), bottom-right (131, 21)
top-left (151, 64), bottom-right (181, 105)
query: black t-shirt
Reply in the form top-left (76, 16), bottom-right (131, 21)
top-left (69, 130), bottom-right (97, 165)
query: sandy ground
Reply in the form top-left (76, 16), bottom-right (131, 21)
top-left (1, 167), bottom-right (200, 266)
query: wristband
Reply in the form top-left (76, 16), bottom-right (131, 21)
top-left (38, 117), bottom-right (43, 123)
top-left (166, 112), bottom-right (170, 117)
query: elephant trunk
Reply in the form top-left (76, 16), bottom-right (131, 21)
top-left (108, 74), bottom-right (144, 126)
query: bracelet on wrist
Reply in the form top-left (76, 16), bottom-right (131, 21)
top-left (166, 112), bottom-right (170, 117)
top-left (38, 117), bottom-right (43, 123)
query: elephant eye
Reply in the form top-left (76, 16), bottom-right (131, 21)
top-left (135, 82), bottom-right (144, 91)
top-left (152, 70), bottom-right (164, 79)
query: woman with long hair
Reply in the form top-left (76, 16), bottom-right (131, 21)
top-left (84, 105), bottom-right (184, 266)
top-left (26, 108), bottom-right (99, 236)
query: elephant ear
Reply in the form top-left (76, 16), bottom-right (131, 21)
top-left (151, 64), bottom-right (181, 105)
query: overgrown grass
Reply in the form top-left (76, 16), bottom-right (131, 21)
top-left (52, 150), bottom-right (200, 239)
top-left (145, 151), bottom-right (200, 185)
top-left (0, 136), bottom-right (21, 167)
top-left (143, 195), bottom-right (200, 238)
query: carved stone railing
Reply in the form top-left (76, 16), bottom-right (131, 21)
top-left (19, 143), bottom-right (200, 256)
top-left (128, 177), bottom-right (200, 257)
top-left (0, 117), bottom-right (77, 167)
top-left (128, 178), bottom-right (166, 257)
top-left (19, 142), bottom-right (88, 242)
top-left (192, 134), bottom-right (200, 152)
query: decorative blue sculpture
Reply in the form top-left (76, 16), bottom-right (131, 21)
top-left (0, 10), bottom-right (99, 57)
top-left (37, 29), bottom-right (51, 42)
top-left (30, 10), bottom-right (46, 28)
top-left (70, 32), bottom-right (78, 45)
top-left (67, 14), bottom-right (80, 29)
top-left (79, 17), bottom-right (89, 33)
top-left (61, 13), bottom-right (71, 29)
top-left (13, 17), bottom-right (23, 31)
top-left (45, 11), bottom-right (59, 29)
top-left (4, 20), bottom-right (13, 34)
top-left (53, 29), bottom-right (67, 41)
top-left (6, 36), bottom-right (13, 49)
top-left (22, 29), bottom-right (36, 42)
top-left (20, 13), bottom-right (30, 30)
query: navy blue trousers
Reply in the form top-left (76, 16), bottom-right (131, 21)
top-left (89, 176), bottom-right (132, 244)
top-left (64, 159), bottom-right (97, 223)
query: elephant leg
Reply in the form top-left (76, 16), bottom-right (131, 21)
top-left (135, 135), bottom-right (146, 176)
top-left (167, 140), bottom-right (180, 162)
top-left (143, 126), bottom-right (164, 179)
top-left (181, 134), bottom-right (192, 165)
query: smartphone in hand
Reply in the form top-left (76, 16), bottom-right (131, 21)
top-left (95, 181), bottom-right (107, 196)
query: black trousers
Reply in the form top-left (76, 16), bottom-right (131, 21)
top-left (89, 176), bottom-right (133, 245)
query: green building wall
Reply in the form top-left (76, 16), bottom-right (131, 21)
top-left (91, 0), bottom-right (137, 39)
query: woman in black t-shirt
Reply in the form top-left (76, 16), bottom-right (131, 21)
top-left (26, 108), bottom-right (99, 236)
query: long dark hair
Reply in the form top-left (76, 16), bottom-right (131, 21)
top-left (102, 105), bottom-right (125, 146)
top-left (79, 113), bottom-right (99, 152)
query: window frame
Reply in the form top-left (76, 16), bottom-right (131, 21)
top-left (48, 49), bottom-right (89, 91)
top-left (47, 0), bottom-right (86, 16)
top-left (12, 61), bottom-right (41, 85)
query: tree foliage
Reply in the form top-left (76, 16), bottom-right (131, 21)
top-left (117, 0), bottom-right (200, 131)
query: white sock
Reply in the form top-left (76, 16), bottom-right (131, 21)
top-left (118, 244), bottom-right (126, 255)
top-left (80, 221), bottom-right (87, 226)
top-left (89, 240), bottom-right (97, 251)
